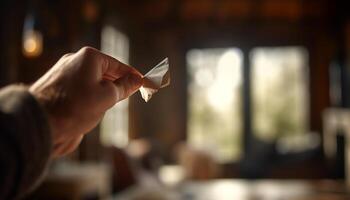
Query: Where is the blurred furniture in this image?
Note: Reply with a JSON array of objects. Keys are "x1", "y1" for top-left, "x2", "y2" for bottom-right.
[
  {"x1": 109, "y1": 147, "x2": 137, "y2": 193},
  {"x1": 175, "y1": 143, "x2": 222, "y2": 180},
  {"x1": 178, "y1": 179, "x2": 349, "y2": 200},
  {"x1": 113, "y1": 177, "x2": 349, "y2": 200},
  {"x1": 323, "y1": 108, "x2": 350, "y2": 185},
  {"x1": 26, "y1": 162, "x2": 111, "y2": 200}
]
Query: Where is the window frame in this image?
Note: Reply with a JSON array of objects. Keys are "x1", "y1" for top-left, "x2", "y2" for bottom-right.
[{"x1": 182, "y1": 25, "x2": 317, "y2": 164}]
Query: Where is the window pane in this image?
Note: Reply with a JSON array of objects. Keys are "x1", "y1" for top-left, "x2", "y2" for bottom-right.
[
  {"x1": 251, "y1": 47, "x2": 309, "y2": 142},
  {"x1": 187, "y1": 48, "x2": 243, "y2": 162},
  {"x1": 100, "y1": 25, "x2": 129, "y2": 148}
]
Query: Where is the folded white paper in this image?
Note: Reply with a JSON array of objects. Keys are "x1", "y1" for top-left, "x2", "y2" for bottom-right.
[{"x1": 139, "y1": 58, "x2": 170, "y2": 102}]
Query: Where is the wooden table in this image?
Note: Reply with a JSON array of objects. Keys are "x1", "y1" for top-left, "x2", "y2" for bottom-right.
[
  {"x1": 176, "y1": 179, "x2": 349, "y2": 200},
  {"x1": 26, "y1": 162, "x2": 111, "y2": 200}
]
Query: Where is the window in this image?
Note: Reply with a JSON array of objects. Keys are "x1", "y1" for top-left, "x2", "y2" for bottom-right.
[
  {"x1": 187, "y1": 48, "x2": 243, "y2": 162},
  {"x1": 251, "y1": 47, "x2": 309, "y2": 146},
  {"x1": 100, "y1": 25, "x2": 130, "y2": 148}
]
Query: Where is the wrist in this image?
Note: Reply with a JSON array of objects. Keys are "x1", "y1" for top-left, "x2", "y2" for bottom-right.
[{"x1": 29, "y1": 85, "x2": 62, "y2": 146}]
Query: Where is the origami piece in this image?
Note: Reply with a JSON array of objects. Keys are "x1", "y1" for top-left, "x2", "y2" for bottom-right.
[{"x1": 139, "y1": 58, "x2": 170, "y2": 102}]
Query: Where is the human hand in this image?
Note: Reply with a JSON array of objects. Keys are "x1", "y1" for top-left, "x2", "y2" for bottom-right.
[{"x1": 29, "y1": 47, "x2": 142, "y2": 157}]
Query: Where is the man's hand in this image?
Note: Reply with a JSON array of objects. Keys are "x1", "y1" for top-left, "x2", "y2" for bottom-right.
[{"x1": 29, "y1": 47, "x2": 142, "y2": 157}]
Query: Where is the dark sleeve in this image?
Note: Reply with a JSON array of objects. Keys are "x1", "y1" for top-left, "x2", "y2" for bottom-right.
[{"x1": 0, "y1": 85, "x2": 52, "y2": 200}]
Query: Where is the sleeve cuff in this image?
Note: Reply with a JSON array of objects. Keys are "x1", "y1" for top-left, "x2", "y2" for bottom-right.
[{"x1": 0, "y1": 85, "x2": 52, "y2": 198}]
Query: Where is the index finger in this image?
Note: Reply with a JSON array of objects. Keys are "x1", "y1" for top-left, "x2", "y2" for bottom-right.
[{"x1": 101, "y1": 54, "x2": 142, "y2": 81}]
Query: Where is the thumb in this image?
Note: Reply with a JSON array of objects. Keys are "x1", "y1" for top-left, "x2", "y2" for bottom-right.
[{"x1": 114, "y1": 72, "x2": 143, "y2": 102}]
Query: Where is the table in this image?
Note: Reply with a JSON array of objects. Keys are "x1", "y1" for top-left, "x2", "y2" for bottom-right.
[
  {"x1": 177, "y1": 179, "x2": 349, "y2": 200},
  {"x1": 26, "y1": 162, "x2": 111, "y2": 200}
]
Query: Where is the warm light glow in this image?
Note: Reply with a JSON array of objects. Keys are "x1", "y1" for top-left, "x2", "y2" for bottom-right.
[
  {"x1": 24, "y1": 38, "x2": 37, "y2": 53},
  {"x1": 23, "y1": 30, "x2": 43, "y2": 57}
]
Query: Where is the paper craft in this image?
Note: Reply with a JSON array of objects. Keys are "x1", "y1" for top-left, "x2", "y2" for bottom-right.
[{"x1": 139, "y1": 58, "x2": 170, "y2": 102}]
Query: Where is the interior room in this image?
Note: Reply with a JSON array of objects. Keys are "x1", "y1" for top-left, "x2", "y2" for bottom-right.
[{"x1": 1, "y1": 0, "x2": 350, "y2": 199}]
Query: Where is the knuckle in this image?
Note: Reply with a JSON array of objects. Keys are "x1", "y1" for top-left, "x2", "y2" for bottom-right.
[
  {"x1": 80, "y1": 46, "x2": 98, "y2": 57},
  {"x1": 78, "y1": 47, "x2": 99, "y2": 66},
  {"x1": 62, "y1": 53, "x2": 73, "y2": 58}
]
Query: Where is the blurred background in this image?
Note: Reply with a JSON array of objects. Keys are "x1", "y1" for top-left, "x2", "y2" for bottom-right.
[{"x1": 1, "y1": 0, "x2": 350, "y2": 199}]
